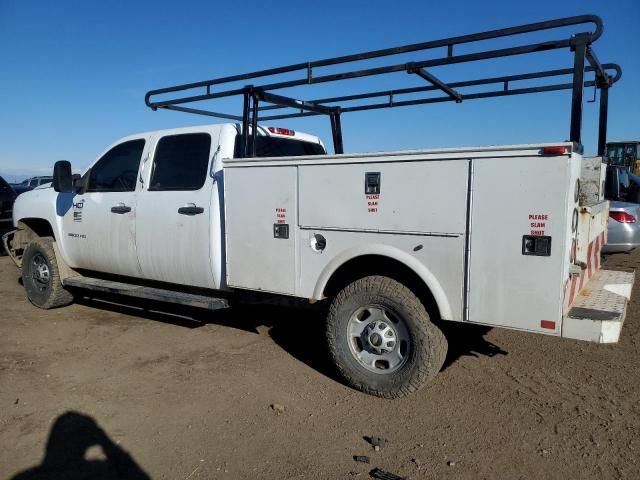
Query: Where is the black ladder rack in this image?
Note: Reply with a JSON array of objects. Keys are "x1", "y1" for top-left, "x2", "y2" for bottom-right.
[{"x1": 145, "y1": 14, "x2": 621, "y2": 157}]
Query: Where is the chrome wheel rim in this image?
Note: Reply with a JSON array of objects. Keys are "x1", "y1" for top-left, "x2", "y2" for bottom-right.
[
  {"x1": 347, "y1": 305, "x2": 410, "y2": 374},
  {"x1": 31, "y1": 253, "x2": 51, "y2": 292}
]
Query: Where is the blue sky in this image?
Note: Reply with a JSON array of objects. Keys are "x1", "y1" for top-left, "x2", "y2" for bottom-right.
[{"x1": 0, "y1": 0, "x2": 638, "y2": 180}]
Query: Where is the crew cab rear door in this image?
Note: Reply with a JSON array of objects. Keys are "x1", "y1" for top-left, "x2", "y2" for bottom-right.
[{"x1": 135, "y1": 131, "x2": 217, "y2": 288}]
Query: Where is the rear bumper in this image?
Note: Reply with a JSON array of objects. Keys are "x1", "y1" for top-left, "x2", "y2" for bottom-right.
[
  {"x1": 603, "y1": 221, "x2": 640, "y2": 253},
  {"x1": 602, "y1": 242, "x2": 639, "y2": 253},
  {"x1": 562, "y1": 269, "x2": 634, "y2": 343}
]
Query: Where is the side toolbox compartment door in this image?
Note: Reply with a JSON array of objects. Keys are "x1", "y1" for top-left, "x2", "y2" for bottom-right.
[
  {"x1": 224, "y1": 166, "x2": 297, "y2": 294},
  {"x1": 468, "y1": 156, "x2": 569, "y2": 333}
]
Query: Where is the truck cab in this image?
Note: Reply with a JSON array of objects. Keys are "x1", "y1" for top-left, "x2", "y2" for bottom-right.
[{"x1": 11, "y1": 124, "x2": 325, "y2": 288}]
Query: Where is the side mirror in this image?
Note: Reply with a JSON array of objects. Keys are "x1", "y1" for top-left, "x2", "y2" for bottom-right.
[{"x1": 53, "y1": 160, "x2": 73, "y2": 193}]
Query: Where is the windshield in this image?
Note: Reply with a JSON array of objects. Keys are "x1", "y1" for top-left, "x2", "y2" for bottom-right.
[
  {"x1": 234, "y1": 135, "x2": 325, "y2": 158},
  {"x1": 607, "y1": 143, "x2": 639, "y2": 168}
]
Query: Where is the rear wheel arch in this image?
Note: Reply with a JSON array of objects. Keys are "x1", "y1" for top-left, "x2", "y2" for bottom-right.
[{"x1": 318, "y1": 250, "x2": 452, "y2": 321}]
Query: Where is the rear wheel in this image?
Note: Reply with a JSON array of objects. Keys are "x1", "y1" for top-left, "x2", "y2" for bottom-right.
[
  {"x1": 326, "y1": 276, "x2": 447, "y2": 398},
  {"x1": 22, "y1": 237, "x2": 73, "y2": 309}
]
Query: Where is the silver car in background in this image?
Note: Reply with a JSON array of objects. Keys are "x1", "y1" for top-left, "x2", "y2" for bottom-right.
[{"x1": 603, "y1": 201, "x2": 640, "y2": 253}]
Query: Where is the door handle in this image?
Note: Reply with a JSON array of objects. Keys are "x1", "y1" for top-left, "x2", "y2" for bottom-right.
[
  {"x1": 178, "y1": 203, "x2": 204, "y2": 215},
  {"x1": 111, "y1": 203, "x2": 131, "y2": 214}
]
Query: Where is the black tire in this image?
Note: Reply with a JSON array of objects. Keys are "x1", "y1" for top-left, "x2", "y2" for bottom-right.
[
  {"x1": 326, "y1": 276, "x2": 447, "y2": 399},
  {"x1": 22, "y1": 237, "x2": 74, "y2": 309}
]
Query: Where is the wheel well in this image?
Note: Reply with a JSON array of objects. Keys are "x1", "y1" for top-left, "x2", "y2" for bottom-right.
[
  {"x1": 323, "y1": 255, "x2": 441, "y2": 320},
  {"x1": 18, "y1": 218, "x2": 55, "y2": 240},
  {"x1": 11, "y1": 218, "x2": 55, "y2": 255}
]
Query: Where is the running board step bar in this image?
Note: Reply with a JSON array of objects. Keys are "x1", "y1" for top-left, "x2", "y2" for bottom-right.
[{"x1": 62, "y1": 276, "x2": 229, "y2": 311}]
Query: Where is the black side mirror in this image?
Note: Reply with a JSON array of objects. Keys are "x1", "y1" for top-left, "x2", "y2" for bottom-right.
[{"x1": 53, "y1": 160, "x2": 73, "y2": 193}]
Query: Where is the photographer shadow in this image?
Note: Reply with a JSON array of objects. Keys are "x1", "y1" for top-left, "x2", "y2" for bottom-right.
[{"x1": 11, "y1": 411, "x2": 149, "y2": 480}]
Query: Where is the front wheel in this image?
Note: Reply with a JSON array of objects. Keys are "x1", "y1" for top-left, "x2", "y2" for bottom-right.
[
  {"x1": 326, "y1": 276, "x2": 447, "y2": 398},
  {"x1": 22, "y1": 237, "x2": 74, "y2": 309}
]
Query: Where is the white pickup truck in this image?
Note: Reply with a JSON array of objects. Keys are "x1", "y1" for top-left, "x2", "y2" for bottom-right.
[
  {"x1": 3, "y1": 124, "x2": 634, "y2": 397},
  {"x1": 2, "y1": 15, "x2": 633, "y2": 398}
]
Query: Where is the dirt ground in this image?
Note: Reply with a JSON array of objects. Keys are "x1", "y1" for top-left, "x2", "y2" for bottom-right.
[{"x1": 1, "y1": 251, "x2": 639, "y2": 480}]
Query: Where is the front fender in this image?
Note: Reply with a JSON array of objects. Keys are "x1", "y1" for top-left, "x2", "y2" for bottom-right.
[{"x1": 13, "y1": 188, "x2": 71, "y2": 261}]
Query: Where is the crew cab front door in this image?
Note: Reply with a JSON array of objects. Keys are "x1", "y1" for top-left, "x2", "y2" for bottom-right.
[
  {"x1": 135, "y1": 132, "x2": 216, "y2": 289},
  {"x1": 61, "y1": 138, "x2": 147, "y2": 277}
]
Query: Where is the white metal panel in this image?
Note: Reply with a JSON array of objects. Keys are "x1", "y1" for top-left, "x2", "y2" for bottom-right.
[
  {"x1": 61, "y1": 190, "x2": 142, "y2": 277},
  {"x1": 468, "y1": 156, "x2": 570, "y2": 333},
  {"x1": 297, "y1": 229, "x2": 465, "y2": 321},
  {"x1": 224, "y1": 142, "x2": 574, "y2": 167},
  {"x1": 298, "y1": 160, "x2": 468, "y2": 234},
  {"x1": 135, "y1": 128, "x2": 221, "y2": 289},
  {"x1": 56, "y1": 135, "x2": 150, "y2": 277},
  {"x1": 225, "y1": 166, "x2": 298, "y2": 294}
]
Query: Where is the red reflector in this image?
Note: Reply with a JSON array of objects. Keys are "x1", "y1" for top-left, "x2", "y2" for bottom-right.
[
  {"x1": 267, "y1": 127, "x2": 295, "y2": 136},
  {"x1": 541, "y1": 146, "x2": 567, "y2": 155},
  {"x1": 610, "y1": 211, "x2": 636, "y2": 223},
  {"x1": 541, "y1": 320, "x2": 556, "y2": 330}
]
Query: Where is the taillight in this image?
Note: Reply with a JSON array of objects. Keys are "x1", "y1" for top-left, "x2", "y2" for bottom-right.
[
  {"x1": 267, "y1": 127, "x2": 295, "y2": 136},
  {"x1": 541, "y1": 146, "x2": 568, "y2": 155},
  {"x1": 609, "y1": 211, "x2": 636, "y2": 223}
]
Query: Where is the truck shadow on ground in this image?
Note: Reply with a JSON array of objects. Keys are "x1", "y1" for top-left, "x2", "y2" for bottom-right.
[
  {"x1": 74, "y1": 293, "x2": 508, "y2": 381},
  {"x1": 437, "y1": 322, "x2": 508, "y2": 370},
  {"x1": 10, "y1": 411, "x2": 150, "y2": 480}
]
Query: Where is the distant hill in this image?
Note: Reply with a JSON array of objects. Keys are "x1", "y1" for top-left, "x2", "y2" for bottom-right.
[
  {"x1": 0, "y1": 167, "x2": 83, "y2": 184},
  {"x1": 0, "y1": 167, "x2": 53, "y2": 183}
]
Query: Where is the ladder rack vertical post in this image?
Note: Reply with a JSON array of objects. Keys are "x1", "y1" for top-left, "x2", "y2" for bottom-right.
[
  {"x1": 241, "y1": 89, "x2": 251, "y2": 158},
  {"x1": 569, "y1": 37, "x2": 587, "y2": 146},
  {"x1": 597, "y1": 85, "x2": 609, "y2": 157},
  {"x1": 251, "y1": 95, "x2": 259, "y2": 157},
  {"x1": 330, "y1": 110, "x2": 344, "y2": 155}
]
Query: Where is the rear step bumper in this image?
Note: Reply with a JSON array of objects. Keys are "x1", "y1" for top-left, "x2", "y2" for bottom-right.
[
  {"x1": 563, "y1": 269, "x2": 635, "y2": 343},
  {"x1": 63, "y1": 276, "x2": 229, "y2": 311}
]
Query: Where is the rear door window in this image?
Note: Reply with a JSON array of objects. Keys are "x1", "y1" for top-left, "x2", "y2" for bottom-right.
[
  {"x1": 234, "y1": 136, "x2": 325, "y2": 158},
  {"x1": 149, "y1": 133, "x2": 212, "y2": 191}
]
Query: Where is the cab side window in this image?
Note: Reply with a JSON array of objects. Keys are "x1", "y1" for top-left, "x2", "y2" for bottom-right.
[
  {"x1": 149, "y1": 133, "x2": 211, "y2": 191},
  {"x1": 87, "y1": 139, "x2": 146, "y2": 192}
]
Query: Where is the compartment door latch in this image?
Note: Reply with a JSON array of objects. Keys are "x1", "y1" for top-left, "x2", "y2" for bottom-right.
[
  {"x1": 274, "y1": 224, "x2": 290, "y2": 239},
  {"x1": 522, "y1": 235, "x2": 552, "y2": 256},
  {"x1": 365, "y1": 172, "x2": 381, "y2": 194}
]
